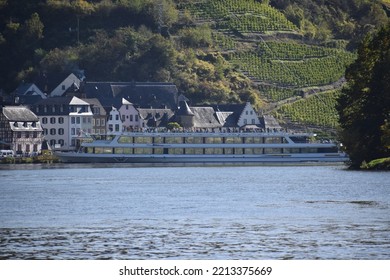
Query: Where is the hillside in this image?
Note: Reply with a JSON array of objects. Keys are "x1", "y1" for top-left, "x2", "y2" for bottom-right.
[{"x1": 0, "y1": 0, "x2": 388, "y2": 134}]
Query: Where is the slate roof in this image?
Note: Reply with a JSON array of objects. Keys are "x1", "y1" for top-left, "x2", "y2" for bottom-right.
[
  {"x1": 138, "y1": 108, "x2": 175, "y2": 127},
  {"x1": 83, "y1": 82, "x2": 178, "y2": 109},
  {"x1": 191, "y1": 107, "x2": 221, "y2": 128},
  {"x1": 215, "y1": 111, "x2": 236, "y2": 127},
  {"x1": 83, "y1": 98, "x2": 107, "y2": 115},
  {"x1": 262, "y1": 115, "x2": 282, "y2": 130},
  {"x1": 210, "y1": 104, "x2": 246, "y2": 126},
  {"x1": 2, "y1": 106, "x2": 39, "y2": 122},
  {"x1": 32, "y1": 97, "x2": 73, "y2": 116}
]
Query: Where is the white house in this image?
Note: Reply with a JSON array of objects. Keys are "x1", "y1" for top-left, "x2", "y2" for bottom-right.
[
  {"x1": 237, "y1": 102, "x2": 261, "y2": 127},
  {"x1": 119, "y1": 98, "x2": 140, "y2": 131},
  {"x1": 107, "y1": 107, "x2": 123, "y2": 134},
  {"x1": 68, "y1": 96, "x2": 93, "y2": 148},
  {"x1": 31, "y1": 97, "x2": 71, "y2": 151},
  {"x1": 0, "y1": 106, "x2": 44, "y2": 155},
  {"x1": 50, "y1": 73, "x2": 82, "y2": 97}
]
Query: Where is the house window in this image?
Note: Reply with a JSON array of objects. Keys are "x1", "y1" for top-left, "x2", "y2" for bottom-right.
[
  {"x1": 42, "y1": 117, "x2": 47, "y2": 124},
  {"x1": 115, "y1": 124, "x2": 120, "y2": 131},
  {"x1": 244, "y1": 119, "x2": 247, "y2": 124},
  {"x1": 101, "y1": 119, "x2": 105, "y2": 126},
  {"x1": 52, "y1": 106, "x2": 56, "y2": 113},
  {"x1": 250, "y1": 111, "x2": 253, "y2": 115},
  {"x1": 83, "y1": 117, "x2": 86, "y2": 124},
  {"x1": 59, "y1": 128, "x2": 64, "y2": 135},
  {"x1": 130, "y1": 115, "x2": 133, "y2": 121},
  {"x1": 96, "y1": 119, "x2": 100, "y2": 126},
  {"x1": 26, "y1": 144, "x2": 30, "y2": 153},
  {"x1": 25, "y1": 132, "x2": 30, "y2": 138},
  {"x1": 59, "y1": 139, "x2": 64, "y2": 146},
  {"x1": 71, "y1": 128, "x2": 75, "y2": 135},
  {"x1": 76, "y1": 117, "x2": 80, "y2": 124},
  {"x1": 50, "y1": 117, "x2": 56, "y2": 124},
  {"x1": 17, "y1": 144, "x2": 22, "y2": 152},
  {"x1": 76, "y1": 128, "x2": 80, "y2": 135},
  {"x1": 115, "y1": 115, "x2": 119, "y2": 121},
  {"x1": 71, "y1": 139, "x2": 75, "y2": 146},
  {"x1": 88, "y1": 117, "x2": 91, "y2": 123},
  {"x1": 17, "y1": 132, "x2": 22, "y2": 138},
  {"x1": 44, "y1": 106, "x2": 47, "y2": 113},
  {"x1": 50, "y1": 139, "x2": 56, "y2": 147},
  {"x1": 50, "y1": 128, "x2": 56, "y2": 135},
  {"x1": 71, "y1": 117, "x2": 75, "y2": 124},
  {"x1": 252, "y1": 119, "x2": 255, "y2": 124},
  {"x1": 33, "y1": 132, "x2": 38, "y2": 138},
  {"x1": 59, "y1": 117, "x2": 64, "y2": 124},
  {"x1": 135, "y1": 115, "x2": 138, "y2": 122},
  {"x1": 60, "y1": 105, "x2": 64, "y2": 113},
  {"x1": 122, "y1": 115, "x2": 125, "y2": 121},
  {"x1": 43, "y1": 128, "x2": 48, "y2": 135},
  {"x1": 33, "y1": 144, "x2": 38, "y2": 152},
  {"x1": 246, "y1": 111, "x2": 248, "y2": 115}
]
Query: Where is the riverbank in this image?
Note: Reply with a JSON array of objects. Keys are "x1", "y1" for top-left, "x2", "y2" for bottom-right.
[
  {"x1": 0, "y1": 154, "x2": 59, "y2": 164},
  {"x1": 361, "y1": 157, "x2": 390, "y2": 170}
]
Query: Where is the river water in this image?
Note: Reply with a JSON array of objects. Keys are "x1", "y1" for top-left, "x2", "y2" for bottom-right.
[{"x1": 0, "y1": 164, "x2": 389, "y2": 259}]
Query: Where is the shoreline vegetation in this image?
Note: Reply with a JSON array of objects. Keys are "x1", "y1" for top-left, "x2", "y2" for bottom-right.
[{"x1": 360, "y1": 158, "x2": 390, "y2": 171}]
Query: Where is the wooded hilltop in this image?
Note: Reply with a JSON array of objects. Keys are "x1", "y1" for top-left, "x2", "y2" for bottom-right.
[{"x1": 0, "y1": 1, "x2": 389, "y2": 168}]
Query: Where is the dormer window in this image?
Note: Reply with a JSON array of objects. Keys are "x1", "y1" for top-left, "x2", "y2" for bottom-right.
[{"x1": 14, "y1": 122, "x2": 18, "y2": 127}]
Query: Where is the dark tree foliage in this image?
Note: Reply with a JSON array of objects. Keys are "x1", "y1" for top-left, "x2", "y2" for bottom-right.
[{"x1": 337, "y1": 23, "x2": 390, "y2": 168}]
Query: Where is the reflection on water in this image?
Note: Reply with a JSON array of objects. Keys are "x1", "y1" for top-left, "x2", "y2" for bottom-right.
[
  {"x1": 2, "y1": 219, "x2": 390, "y2": 260},
  {"x1": 0, "y1": 165, "x2": 389, "y2": 259}
]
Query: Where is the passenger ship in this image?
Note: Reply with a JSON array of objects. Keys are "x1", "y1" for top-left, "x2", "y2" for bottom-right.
[{"x1": 55, "y1": 130, "x2": 348, "y2": 164}]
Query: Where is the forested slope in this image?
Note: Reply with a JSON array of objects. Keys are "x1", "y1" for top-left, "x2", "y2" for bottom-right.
[{"x1": 0, "y1": 0, "x2": 388, "y2": 131}]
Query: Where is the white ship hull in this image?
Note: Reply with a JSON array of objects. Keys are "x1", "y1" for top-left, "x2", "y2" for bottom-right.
[{"x1": 55, "y1": 132, "x2": 348, "y2": 164}]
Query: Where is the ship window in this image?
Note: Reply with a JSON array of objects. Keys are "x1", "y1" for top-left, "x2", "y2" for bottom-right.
[
  {"x1": 118, "y1": 136, "x2": 133, "y2": 143},
  {"x1": 153, "y1": 137, "x2": 163, "y2": 144},
  {"x1": 134, "y1": 136, "x2": 152, "y2": 144}
]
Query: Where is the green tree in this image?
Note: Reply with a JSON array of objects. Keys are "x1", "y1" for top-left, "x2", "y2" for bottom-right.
[{"x1": 337, "y1": 23, "x2": 390, "y2": 168}]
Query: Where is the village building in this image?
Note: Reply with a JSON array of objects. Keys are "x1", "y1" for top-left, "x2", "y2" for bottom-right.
[
  {"x1": 82, "y1": 81, "x2": 178, "y2": 110},
  {"x1": 107, "y1": 107, "x2": 123, "y2": 135},
  {"x1": 31, "y1": 96, "x2": 93, "y2": 151},
  {"x1": 0, "y1": 105, "x2": 43, "y2": 155},
  {"x1": 83, "y1": 98, "x2": 107, "y2": 136},
  {"x1": 69, "y1": 96, "x2": 93, "y2": 147},
  {"x1": 138, "y1": 108, "x2": 174, "y2": 129},
  {"x1": 119, "y1": 98, "x2": 141, "y2": 131},
  {"x1": 50, "y1": 73, "x2": 83, "y2": 97},
  {"x1": 32, "y1": 97, "x2": 72, "y2": 150}
]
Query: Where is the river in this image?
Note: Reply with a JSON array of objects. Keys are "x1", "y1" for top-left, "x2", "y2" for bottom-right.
[{"x1": 0, "y1": 164, "x2": 389, "y2": 259}]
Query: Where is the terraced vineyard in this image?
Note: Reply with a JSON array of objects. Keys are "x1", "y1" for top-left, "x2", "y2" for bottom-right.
[
  {"x1": 277, "y1": 90, "x2": 340, "y2": 128},
  {"x1": 180, "y1": 0, "x2": 357, "y2": 130},
  {"x1": 180, "y1": 0, "x2": 297, "y2": 33}
]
